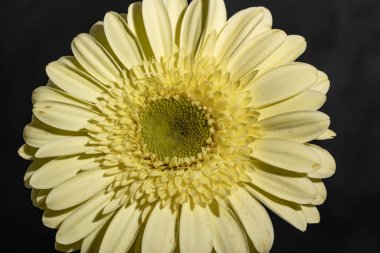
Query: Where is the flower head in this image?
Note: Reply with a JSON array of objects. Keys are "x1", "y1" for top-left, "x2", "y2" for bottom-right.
[{"x1": 19, "y1": 0, "x2": 336, "y2": 252}]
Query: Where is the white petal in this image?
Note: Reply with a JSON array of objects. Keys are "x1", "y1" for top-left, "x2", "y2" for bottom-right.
[
  {"x1": 307, "y1": 144, "x2": 336, "y2": 178},
  {"x1": 164, "y1": 0, "x2": 188, "y2": 43},
  {"x1": 104, "y1": 12, "x2": 143, "y2": 68},
  {"x1": 256, "y1": 35, "x2": 307, "y2": 73},
  {"x1": 30, "y1": 155, "x2": 97, "y2": 189},
  {"x1": 42, "y1": 208, "x2": 76, "y2": 229},
  {"x1": 229, "y1": 187, "x2": 273, "y2": 253},
  {"x1": 310, "y1": 71, "x2": 330, "y2": 94},
  {"x1": 246, "y1": 186, "x2": 307, "y2": 231},
  {"x1": 33, "y1": 101, "x2": 98, "y2": 131},
  {"x1": 247, "y1": 161, "x2": 317, "y2": 204},
  {"x1": 253, "y1": 111, "x2": 330, "y2": 143},
  {"x1": 100, "y1": 203, "x2": 142, "y2": 253},
  {"x1": 180, "y1": 0, "x2": 203, "y2": 54},
  {"x1": 32, "y1": 86, "x2": 91, "y2": 108},
  {"x1": 228, "y1": 30, "x2": 287, "y2": 81},
  {"x1": 46, "y1": 169, "x2": 114, "y2": 210},
  {"x1": 46, "y1": 60, "x2": 105, "y2": 103},
  {"x1": 142, "y1": 203, "x2": 177, "y2": 253},
  {"x1": 250, "y1": 63, "x2": 319, "y2": 108},
  {"x1": 214, "y1": 7, "x2": 267, "y2": 62},
  {"x1": 142, "y1": 0, "x2": 173, "y2": 58},
  {"x1": 208, "y1": 202, "x2": 249, "y2": 253},
  {"x1": 257, "y1": 90, "x2": 326, "y2": 120},
  {"x1": 128, "y1": 2, "x2": 154, "y2": 59},
  {"x1": 72, "y1": 33, "x2": 121, "y2": 84},
  {"x1": 301, "y1": 205, "x2": 320, "y2": 224},
  {"x1": 35, "y1": 136, "x2": 90, "y2": 158},
  {"x1": 56, "y1": 191, "x2": 114, "y2": 245},
  {"x1": 311, "y1": 179, "x2": 327, "y2": 205},
  {"x1": 250, "y1": 138, "x2": 322, "y2": 173},
  {"x1": 179, "y1": 202, "x2": 213, "y2": 253}
]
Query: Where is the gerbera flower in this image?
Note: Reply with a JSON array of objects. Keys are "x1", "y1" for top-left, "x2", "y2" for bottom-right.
[{"x1": 19, "y1": 0, "x2": 336, "y2": 252}]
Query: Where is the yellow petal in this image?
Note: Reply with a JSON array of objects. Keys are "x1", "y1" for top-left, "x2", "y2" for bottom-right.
[
  {"x1": 245, "y1": 7, "x2": 272, "y2": 40},
  {"x1": 163, "y1": 0, "x2": 188, "y2": 43},
  {"x1": 18, "y1": 144, "x2": 37, "y2": 160},
  {"x1": 250, "y1": 63, "x2": 318, "y2": 108},
  {"x1": 228, "y1": 30, "x2": 286, "y2": 81},
  {"x1": 100, "y1": 203, "x2": 142, "y2": 253},
  {"x1": 208, "y1": 202, "x2": 249, "y2": 253},
  {"x1": 315, "y1": 129, "x2": 336, "y2": 140},
  {"x1": 247, "y1": 161, "x2": 317, "y2": 204},
  {"x1": 214, "y1": 7, "x2": 266, "y2": 62},
  {"x1": 311, "y1": 179, "x2": 327, "y2": 205},
  {"x1": 46, "y1": 60, "x2": 105, "y2": 103},
  {"x1": 142, "y1": 0, "x2": 173, "y2": 58},
  {"x1": 30, "y1": 155, "x2": 97, "y2": 189},
  {"x1": 25, "y1": 159, "x2": 49, "y2": 188},
  {"x1": 202, "y1": 0, "x2": 227, "y2": 36},
  {"x1": 310, "y1": 71, "x2": 330, "y2": 94},
  {"x1": 180, "y1": 0, "x2": 203, "y2": 54},
  {"x1": 56, "y1": 191, "x2": 113, "y2": 245},
  {"x1": 32, "y1": 86, "x2": 91, "y2": 108},
  {"x1": 72, "y1": 33, "x2": 121, "y2": 84},
  {"x1": 128, "y1": 2, "x2": 154, "y2": 59},
  {"x1": 142, "y1": 203, "x2": 177, "y2": 253},
  {"x1": 46, "y1": 169, "x2": 114, "y2": 210},
  {"x1": 33, "y1": 101, "x2": 98, "y2": 131},
  {"x1": 250, "y1": 138, "x2": 322, "y2": 173},
  {"x1": 179, "y1": 202, "x2": 213, "y2": 253},
  {"x1": 247, "y1": 186, "x2": 307, "y2": 231},
  {"x1": 104, "y1": 12, "x2": 143, "y2": 68},
  {"x1": 31, "y1": 189, "x2": 49, "y2": 210},
  {"x1": 301, "y1": 205, "x2": 320, "y2": 224},
  {"x1": 42, "y1": 208, "x2": 76, "y2": 229},
  {"x1": 89, "y1": 21, "x2": 111, "y2": 51},
  {"x1": 256, "y1": 35, "x2": 307, "y2": 73},
  {"x1": 55, "y1": 241, "x2": 82, "y2": 253},
  {"x1": 257, "y1": 90, "x2": 326, "y2": 120},
  {"x1": 229, "y1": 187, "x2": 273, "y2": 253},
  {"x1": 307, "y1": 144, "x2": 336, "y2": 178},
  {"x1": 253, "y1": 111, "x2": 330, "y2": 143},
  {"x1": 35, "y1": 136, "x2": 90, "y2": 158}
]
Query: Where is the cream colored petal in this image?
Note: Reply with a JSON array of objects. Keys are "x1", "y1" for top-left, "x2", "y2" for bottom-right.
[
  {"x1": 18, "y1": 144, "x2": 37, "y2": 160},
  {"x1": 30, "y1": 155, "x2": 97, "y2": 189},
  {"x1": 31, "y1": 189, "x2": 49, "y2": 210},
  {"x1": 104, "y1": 12, "x2": 143, "y2": 68},
  {"x1": 55, "y1": 241, "x2": 82, "y2": 253},
  {"x1": 164, "y1": 0, "x2": 187, "y2": 43},
  {"x1": 32, "y1": 86, "x2": 91, "y2": 108},
  {"x1": 307, "y1": 144, "x2": 336, "y2": 179},
  {"x1": 142, "y1": 203, "x2": 177, "y2": 253},
  {"x1": 100, "y1": 203, "x2": 142, "y2": 253},
  {"x1": 257, "y1": 90, "x2": 326, "y2": 120},
  {"x1": 253, "y1": 111, "x2": 330, "y2": 143},
  {"x1": 81, "y1": 217, "x2": 113, "y2": 253},
  {"x1": 202, "y1": 0, "x2": 227, "y2": 36},
  {"x1": 42, "y1": 207, "x2": 76, "y2": 229},
  {"x1": 229, "y1": 187, "x2": 273, "y2": 253},
  {"x1": 128, "y1": 2, "x2": 154, "y2": 59},
  {"x1": 310, "y1": 71, "x2": 330, "y2": 94},
  {"x1": 250, "y1": 138, "x2": 322, "y2": 173},
  {"x1": 250, "y1": 63, "x2": 319, "y2": 108},
  {"x1": 246, "y1": 186, "x2": 307, "y2": 231},
  {"x1": 180, "y1": 0, "x2": 203, "y2": 54},
  {"x1": 33, "y1": 101, "x2": 98, "y2": 131},
  {"x1": 34, "y1": 136, "x2": 90, "y2": 158},
  {"x1": 208, "y1": 202, "x2": 249, "y2": 253},
  {"x1": 311, "y1": 179, "x2": 327, "y2": 205},
  {"x1": 256, "y1": 35, "x2": 307, "y2": 73},
  {"x1": 56, "y1": 191, "x2": 114, "y2": 245},
  {"x1": 315, "y1": 129, "x2": 336, "y2": 140},
  {"x1": 245, "y1": 8, "x2": 272, "y2": 40},
  {"x1": 142, "y1": 0, "x2": 173, "y2": 58},
  {"x1": 46, "y1": 60, "x2": 105, "y2": 103},
  {"x1": 24, "y1": 158, "x2": 50, "y2": 188},
  {"x1": 247, "y1": 161, "x2": 317, "y2": 204},
  {"x1": 89, "y1": 21, "x2": 111, "y2": 49},
  {"x1": 214, "y1": 7, "x2": 266, "y2": 62},
  {"x1": 180, "y1": 202, "x2": 213, "y2": 253},
  {"x1": 24, "y1": 118, "x2": 81, "y2": 148},
  {"x1": 301, "y1": 205, "x2": 320, "y2": 224},
  {"x1": 228, "y1": 30, "x2": 286, "y2": 81},
  {"x1": 46, "y1": 169, "x2": 114, "y2": 210},
  {"x1": 72, "y1": 33, "x2": 121, "y2": 84}
]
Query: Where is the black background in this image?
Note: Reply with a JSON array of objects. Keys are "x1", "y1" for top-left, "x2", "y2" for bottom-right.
[{"x1": 1, "y1": 0, "x2": 380, "y2": 252}]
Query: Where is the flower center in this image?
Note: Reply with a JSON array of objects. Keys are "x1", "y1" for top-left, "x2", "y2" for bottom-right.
[{"x1": 140, "y1": 96, "x2": 212, "y2": 162}]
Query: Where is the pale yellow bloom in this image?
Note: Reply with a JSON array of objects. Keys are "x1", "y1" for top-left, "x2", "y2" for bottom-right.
[{"x1": 19, "y1": 0, "x2": 336, "y2": 252}]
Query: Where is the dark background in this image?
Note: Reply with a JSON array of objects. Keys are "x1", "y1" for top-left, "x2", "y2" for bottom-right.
[{"x1": 1, "y1": 0, "x2": 380, "y2": 252}]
